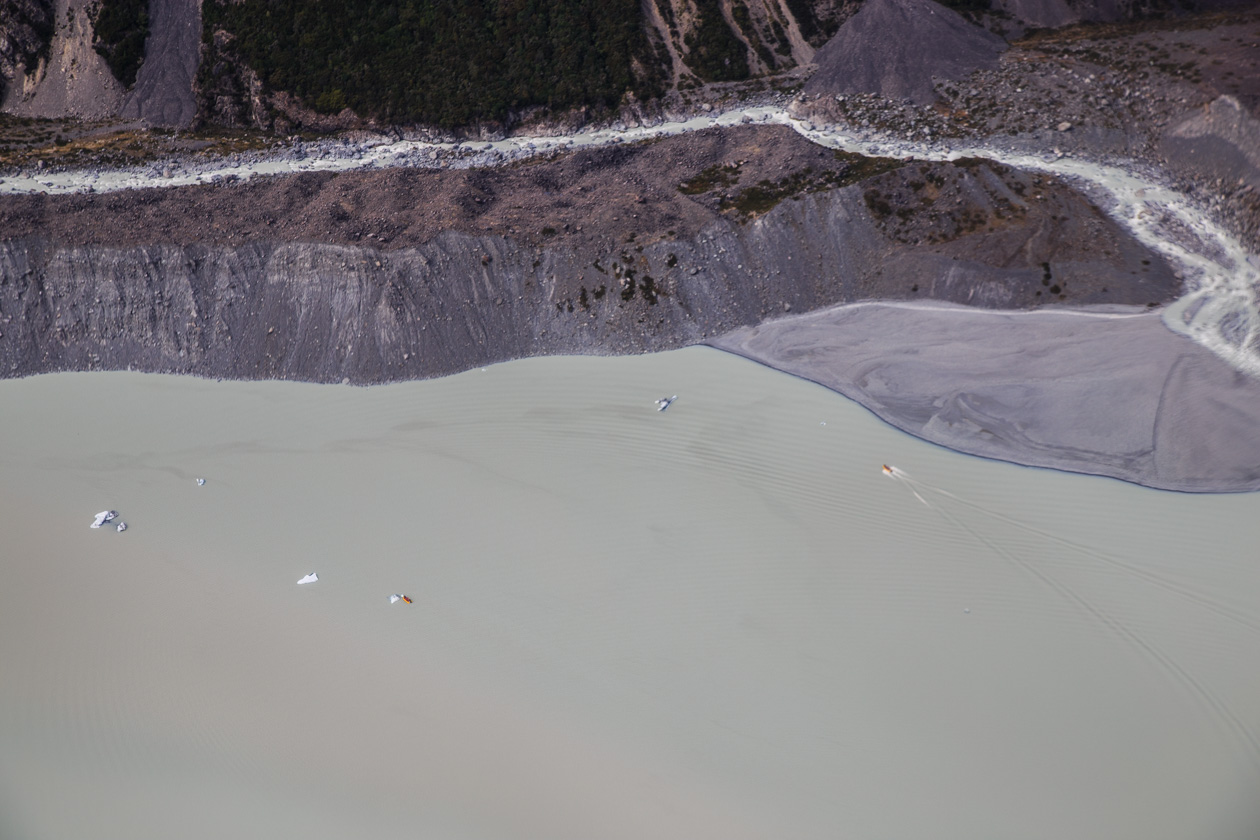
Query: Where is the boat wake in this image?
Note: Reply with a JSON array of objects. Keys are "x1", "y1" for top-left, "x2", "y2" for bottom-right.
[{"x1": 882, "y1": 462, "x2": 1260, "y2": 773}]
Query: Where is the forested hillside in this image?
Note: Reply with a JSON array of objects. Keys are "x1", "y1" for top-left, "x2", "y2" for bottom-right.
[
  {"x1": 198, "y1": 0, "x2": 850, "y2": 130},
  {"x1": 201, "y1": 0, "x2": 662, "y2": 127},
  {"x1": 91, "y1": 0, "x2": 150, "y2": 88}
]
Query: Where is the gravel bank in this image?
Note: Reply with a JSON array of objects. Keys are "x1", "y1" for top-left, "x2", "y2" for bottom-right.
[{"x1": 711, "y1": 301, "x2": 1260, "y2": 492}]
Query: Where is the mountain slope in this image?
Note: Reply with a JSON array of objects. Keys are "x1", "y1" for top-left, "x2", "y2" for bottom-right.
[
  {"x1": 805, "y1": 0, "x2": 1007, "y2": 104},
  {"x1": 0, "y1": 0, "x2": 124, "y2": 119},
  {"x1": 195, "y1": 0, "x2": 850, "y2": 131}
]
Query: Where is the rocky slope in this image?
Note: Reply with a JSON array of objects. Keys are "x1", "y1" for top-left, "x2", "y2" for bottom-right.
[
  {"x1": 795, "y1": 7, "x2": 1260, "y2": 250},
  {"x1": 0, "y1": 0, "x2": 54, "y2": 100},
  {"x1": 804, "y1": 0, "x2": 1007, "y2": 104},
  {"x1": 118, "y1": 0, "x2": 200, "y2": 127},
  {"x1": 2, "y1": 0, "x2": 1243, "y2": 132},
  {"x1": 643, "y1": 0, "x2": 849, "y2": 82},
  {"x1": 0, "y1": 0, "x2": 125, "y2": 119},
  {"x1": 0, "y1": 125, "x2": 1177, "y2": 382}
]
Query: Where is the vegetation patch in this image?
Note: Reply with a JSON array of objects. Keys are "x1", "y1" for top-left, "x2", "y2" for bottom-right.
[
  {"x1": 861, "y1": 161, "x2": 1039, "y2": 245},
  {"x1": 863, "y1": 188, "x2": 893, "y2": 219},
  {"x1": 92, "y1": 0, "x2": 151, "y2": 88},
  {"x1": 683, "y1": 0, "x2": 750, "y2": 82},
  {"x1": 722, "y1": 152, "x2": 905, "y2": 220},
  {"x1": 782, "y1": 0, "x2": 818, "y2": 44},
  {"x1": 0, "y1": 119, "x2": 275, "y2": 171},
  {"x1": 0, "y1": 0, "x2": 54, "y2": 100},
  {"x1": 730, "y1": 0, "x2": 777, "y2": 70},
  {"x1": 201, "y1": 0, "x2": 661, "y2": 128},
  {"x1": 678, "y1": 162, "x2": 742, "y2": 195}
]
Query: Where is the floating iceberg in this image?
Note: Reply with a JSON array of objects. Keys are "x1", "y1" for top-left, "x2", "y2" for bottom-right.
[
  {"x1": 90, "y1": 510, "x2": 117, "y2": 528},
  {"x1": 297, "y1": 573, "x2": 319, "y2": 585}
]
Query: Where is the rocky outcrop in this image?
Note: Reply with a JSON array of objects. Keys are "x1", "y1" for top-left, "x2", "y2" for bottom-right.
[
  {"x1": 1, "y1": 0, "x2": 124, "y2": 119},
  {"x1": 194, "y1": 25, "x2": 273, "y2": 131},
  {"x1": 1163, "y1": 96, "x2": 1260, "y2": 191},
  {"x1": 804, "y1": 0, "x2": 1007, "y2": 105},
  {"x1": 0, "y1": 0, "x2": 54, "y2": 100}
]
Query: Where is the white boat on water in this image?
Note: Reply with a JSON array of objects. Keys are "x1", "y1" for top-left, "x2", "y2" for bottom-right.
[
  {"x1": 656, "y1": 395, "x2": 677, "y2": 412},
  {"x1": 90, "y1": 510, "x2": 117, "y2": 528}
]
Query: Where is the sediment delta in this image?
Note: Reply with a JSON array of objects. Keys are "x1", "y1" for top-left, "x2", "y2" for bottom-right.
[{"x1": 713, "y1": 302, "x2": 1260, "y2": 493}]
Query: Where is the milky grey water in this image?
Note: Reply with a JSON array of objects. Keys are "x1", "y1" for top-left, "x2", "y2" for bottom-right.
[{"x1": 2, "y1": 348, "x2": 1259, "y2": 840}]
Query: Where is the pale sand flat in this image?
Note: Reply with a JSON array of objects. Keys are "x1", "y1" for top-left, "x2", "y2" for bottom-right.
[{"x1": 710, "y1": 302, "x2": 1260, "y2": 492}]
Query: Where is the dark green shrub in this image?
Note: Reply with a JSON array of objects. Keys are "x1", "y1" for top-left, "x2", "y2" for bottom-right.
[
  {"x1": 682, "y1": 0, "x2": 749, "y2": 82},
  {"x1": 92, "y1": 0, "x2": 150, "y2": 88}
]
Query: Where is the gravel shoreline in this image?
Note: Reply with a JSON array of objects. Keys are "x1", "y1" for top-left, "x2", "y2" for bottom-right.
[{"x1": 711, "y1": 301, "x2": 1260, "y2": 493}]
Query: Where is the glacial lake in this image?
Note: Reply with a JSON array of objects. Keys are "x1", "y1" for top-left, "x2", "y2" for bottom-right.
[{"x1": 1, "y1": 348, "x2": 1258, "y2": 840}]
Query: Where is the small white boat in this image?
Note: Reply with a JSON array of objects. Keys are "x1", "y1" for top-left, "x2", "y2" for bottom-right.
[
  {"x1": 297, "y1": 573, "x2": 319, "y2": 585},
  {"x1": 90, "y1": 510, "x2": 117, "y2": 529},
  {"x1": 116, "y1": 521, "x2": 127, "y2": 533},
  {"x1": 389, "y1": 594, "x2": 401, "y2": 604},
  {"x1": 656, "y1": 395, "x2": 677, "y2": 412},
  {"x1": 196, "y1": 478, "x2": 206, "y2": 486}
]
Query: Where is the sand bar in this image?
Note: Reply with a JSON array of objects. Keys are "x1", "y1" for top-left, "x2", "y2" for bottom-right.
[{"x1": 711, "y1": 302, "x2": 1260, "y2": 493}]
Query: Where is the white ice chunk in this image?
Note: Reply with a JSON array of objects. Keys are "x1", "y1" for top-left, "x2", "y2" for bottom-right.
[{"x1": 297, "y1": 573, "x2": 319, "y2": 585}]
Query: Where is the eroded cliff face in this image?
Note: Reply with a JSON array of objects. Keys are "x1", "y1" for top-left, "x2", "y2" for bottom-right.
[
  {"x1": 0, "y1": 126, "x2": 1179, "y2": 384},
  {"x1": 0, "y1": 193, "x2": 885, "y2": 383},
  {"x1": 0, "y1": 165, "x2": 1177, "y2": 384}
]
